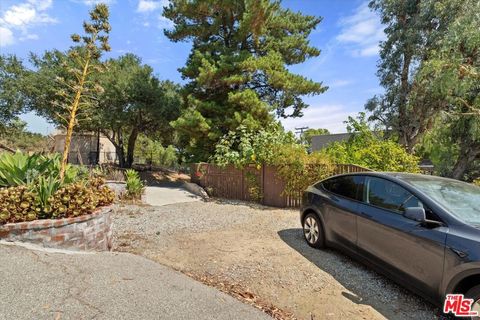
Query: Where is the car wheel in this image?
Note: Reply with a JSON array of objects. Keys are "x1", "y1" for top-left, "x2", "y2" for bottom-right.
[
  {"x1": 302, "y1": 212, "x2": 325, "y2": 249},
  {"x1": 465, "y1": 285, "x2": 480, "y2": 320}
]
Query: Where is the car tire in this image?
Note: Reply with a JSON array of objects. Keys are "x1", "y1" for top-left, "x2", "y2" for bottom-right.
[
  {"x1": 465, "y1": 285, "x2": 480, "y2": 320},
  {"x1": 302, "y1": 212, "x2": 325, "y2": 249}
]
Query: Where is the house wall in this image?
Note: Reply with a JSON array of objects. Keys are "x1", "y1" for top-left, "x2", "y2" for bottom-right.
[{"x1": 53, "y1": 132, "x2": 117, "y2": 165}]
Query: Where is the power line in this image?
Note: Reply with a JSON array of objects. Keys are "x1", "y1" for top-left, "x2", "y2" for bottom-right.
[{"x1": 294, "y1": 126, "x2": 309, "y2": 136}]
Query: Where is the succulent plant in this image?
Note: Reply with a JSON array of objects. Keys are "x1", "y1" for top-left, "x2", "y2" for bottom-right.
[{"x1": 0, "y1": 177, "x2": 115, "y2": 224}]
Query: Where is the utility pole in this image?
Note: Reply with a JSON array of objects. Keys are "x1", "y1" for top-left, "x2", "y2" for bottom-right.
[{"x1": 295, "y1": 126, "x2": 309, "y2": 136}]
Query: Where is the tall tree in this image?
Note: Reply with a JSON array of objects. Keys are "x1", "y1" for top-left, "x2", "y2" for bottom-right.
[
  {"x1": 417, "y1": 0, "x2": 480, "y2": 179},
  {"x1": 57, "y1": 4, "x2": 111, "y2": 179},
  {"x1": 93, "y1": 54, "x2": 181, "y2": 168},
  {"x1": 0, "y1": 55, "x2": 28, "y2": 152},
  {"x1": 163, "y1": 0, "x2": 327, "y2": 161},
  {"x1": 365, "y1": 0, "x2": 462, "y2": 152}
]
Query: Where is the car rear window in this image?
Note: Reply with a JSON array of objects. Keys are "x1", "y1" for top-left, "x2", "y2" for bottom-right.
[{"x1": 321, "y1": 176, "x2": 363, "y2": 201}]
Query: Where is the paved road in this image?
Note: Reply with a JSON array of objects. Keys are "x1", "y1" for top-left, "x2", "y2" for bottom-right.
[
  {"x1": 143, "y1": 183, "x2": 201, "y2": 206},
  {"x1": 0, "y1": 243, "x2": 270, "y2": 320}
]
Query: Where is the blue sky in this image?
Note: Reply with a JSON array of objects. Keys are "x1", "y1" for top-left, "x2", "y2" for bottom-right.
[{"x1": 0, "y1": 0, "x2": 385, "y2": 135}]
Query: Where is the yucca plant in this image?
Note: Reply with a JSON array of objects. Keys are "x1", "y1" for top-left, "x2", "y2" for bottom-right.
[{"x1": 125, "y1": 169, "x2": 144, "y2": 199}]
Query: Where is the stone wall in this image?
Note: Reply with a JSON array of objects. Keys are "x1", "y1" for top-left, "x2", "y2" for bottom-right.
[{"x1": 0, "y1": 206, "x2": 113, "y2": 251}]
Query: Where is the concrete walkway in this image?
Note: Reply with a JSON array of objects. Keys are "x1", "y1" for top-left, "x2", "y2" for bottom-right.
[
  {"x1": 143, "y1": 182, "x2": 201, "y2": 206},
  {"x1": 0, "y1": 244, "x2": 270, "y2": 320}
]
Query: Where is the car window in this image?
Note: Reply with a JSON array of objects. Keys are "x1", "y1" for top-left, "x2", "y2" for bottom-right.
[
  {"x1": 321, "y1": 176, "x2": 363, "y2": 201},
  {"x1": 365, "y1": 177, "x2": 422, "y2": 213}
]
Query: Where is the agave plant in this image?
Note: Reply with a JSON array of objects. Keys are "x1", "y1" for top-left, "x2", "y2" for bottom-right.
[
  {"x1": 0, "y1": 152, "x2": 53, "y2": 187},
  {"x1": 31, "y1": 176, "x2": 61, "y2": 210},
  {"x1": 125, "y1": 169, "x2": 144, "y2": 199}
]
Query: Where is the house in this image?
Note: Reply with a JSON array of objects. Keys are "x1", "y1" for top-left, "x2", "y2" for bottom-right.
[
  {"x1": 52, "y1": 130, "x2": 117, "y2": 165},
  {"x1": 311, "y1": 133, "x2": 352, "y2": 151}
]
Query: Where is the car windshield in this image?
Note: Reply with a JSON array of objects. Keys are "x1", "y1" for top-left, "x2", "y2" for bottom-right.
[{"x1": 404, "y1": 176, "x2": 480, "y2": 225}]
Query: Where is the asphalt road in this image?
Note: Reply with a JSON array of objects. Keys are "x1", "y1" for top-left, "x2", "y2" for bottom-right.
[{"x1": 0, "y1": 243, "x2": 270, "y2": 320}]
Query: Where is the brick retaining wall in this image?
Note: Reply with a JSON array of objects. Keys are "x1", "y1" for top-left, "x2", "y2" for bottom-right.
[{"x1": 0, "y1": 206, "x2": 113, "y2": 251}]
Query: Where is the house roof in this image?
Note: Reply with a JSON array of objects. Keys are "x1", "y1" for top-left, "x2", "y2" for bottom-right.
[{"x1": 311, "y1": 133, "x2": 352, "y2": 151}]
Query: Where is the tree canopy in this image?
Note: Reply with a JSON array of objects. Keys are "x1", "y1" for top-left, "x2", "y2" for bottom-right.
[
  {"x1": 92, "y1": 54, "x2": 181, "y2": 167},
  {"x1": 164, "y1": 0, "x2": 327, "y2": 161}
]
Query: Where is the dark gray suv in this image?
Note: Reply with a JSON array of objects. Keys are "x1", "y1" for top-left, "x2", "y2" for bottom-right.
[{"x1": 301, "y1": 172, "x2": 480, "y2": 315}]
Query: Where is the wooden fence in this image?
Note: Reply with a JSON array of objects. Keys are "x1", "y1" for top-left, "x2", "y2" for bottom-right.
[{"x1": 191, "y1": 163, "x2": 372, "y2": 208}]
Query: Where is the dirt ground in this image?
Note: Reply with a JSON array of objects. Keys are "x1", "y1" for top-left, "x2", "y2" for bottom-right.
[{"x1": 112, "y1": 200, "x2": 437, "y2": 320}]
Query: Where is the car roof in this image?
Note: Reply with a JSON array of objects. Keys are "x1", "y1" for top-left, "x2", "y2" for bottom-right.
[{"x1": 333, "y1": 171, "x2": 464, "y2": 184}]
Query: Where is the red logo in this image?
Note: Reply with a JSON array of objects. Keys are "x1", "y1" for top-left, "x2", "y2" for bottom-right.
[{"x1": 443, "y1": 294, "x2": 478, "y2": 317}]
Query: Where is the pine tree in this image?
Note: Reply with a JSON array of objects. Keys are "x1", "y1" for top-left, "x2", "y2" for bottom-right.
[{"x1": 163, "y1": 0, "x2": 327, "y2": 161}]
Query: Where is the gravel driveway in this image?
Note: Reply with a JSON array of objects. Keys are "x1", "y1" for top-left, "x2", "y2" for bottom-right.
[{"x1": 112, "y1": 200, "x2": 438, "y2": 320}]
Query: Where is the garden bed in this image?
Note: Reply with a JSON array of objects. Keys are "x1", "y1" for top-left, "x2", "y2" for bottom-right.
[{"x1": 0, "y1": 205, "x2": 113, "y2": 251}]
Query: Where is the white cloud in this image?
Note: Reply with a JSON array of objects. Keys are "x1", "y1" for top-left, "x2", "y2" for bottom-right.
[
  {"x1": 0, "y1": 0, "x2": 56, "y2": 46},
  {"x1": 158, "y1": 15, "x2": 173, "y2": 29},
  {"x1": 0, "y1": 27, "x2": 14, "y2": 47},
  {"x1": 138, "y1": 0, "x2": 160, "y2": 12},
  {"x1": 20, "y1": 33, "x2": 39, "y2": 41},
  {"x1": 28, "y1": 0, "x2": 53, "y2": 11},
  {"x1": 76, "y1": 0, "x2": 116, "y2": 5},
  {"x1": 280, "y1": 105, "x2": 356, "y2": 133},
  {"x1": 329, "y1": 79, "x2": 353, "y2": 88},
  {"x1": 336, "y1": 1, "x2": 385, "y2": 57}
]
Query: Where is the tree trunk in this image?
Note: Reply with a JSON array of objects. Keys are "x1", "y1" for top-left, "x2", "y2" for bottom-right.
[
  {"x1": 125, "y1": 127, "x2": 139, "y2": 168},
  {"x1": 451, "y1": 143, "x2": 480, "y2": 180},
  {"x1": 398, "y1": 51, "x2": 413, "y2": 151}
]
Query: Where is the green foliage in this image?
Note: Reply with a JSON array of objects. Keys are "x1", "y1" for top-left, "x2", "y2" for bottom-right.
[
  {"x1": 245, "y1": 171, "x2": 262, "y2": 202},
  {"x1": 0, "y1": 120, "x2": 50, "y2": 153},
  {"x1": 32, "y1": 176, "x2": 62, "y2": 210},
  {"x1": 416, "y1": 116, "x2": 458, "y2": 176},
  {"x1": 299, "y1": 128, "x2": 330, "y2": 147},
  {"x1": 366, "y1": 0, "x2": 465, "y2": 151},
  {"x1": 0, "y1": 179, "x2": 115, "y2": 224},
  {"x1": 275, "y1": 143, "x2": 334, "y2": 196},
  {"x1": 320, "y1": 114, "x2": 420, "y2": 172},
  {"x1": 0, "y1": 152, "x2": 53, "y2": 187},
  {"x1": 0, "y1": 152, "x2": 84, "y2": 188},
  {"x1": 134, "y1": 135, "x2": 179, "y2": 168},
  {"x1": 418, "y1": 0, "x2": 479, "y2": 115},
  {"x1": 211, "y1": 123, "x2": 297, "y2": 167},
  {"x1": 124, "y1": 169, "x2": 144, "y2": 199},
  {"x1": 92, "y1": 54, "x2": 181, "y2": 168},
  {"x1": 0, "y1": 151, "x2": 114, "y2": 224},
  {"x1": 211, "y1": 123, "x2": 334, "y2": 196},
  {"x1": 164, "y1": 0, "x2": 327, "y2": 161},
  {"x1": 0, "y1": 55, "x2": 28, "y2": 130}
]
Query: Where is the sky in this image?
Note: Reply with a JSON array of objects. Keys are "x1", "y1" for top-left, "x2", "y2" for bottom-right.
[{"x1": 0, "y1": 0, "x2": 385, "y2": 135}]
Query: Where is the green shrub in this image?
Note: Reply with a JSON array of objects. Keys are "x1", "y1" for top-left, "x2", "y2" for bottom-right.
[
  {"x1": 134, "y1": 135, "x2": 179, "y2": 168},
  {"x1": 0, "y1": 152, "x2": 115, "y2": 224},
  {"x1": 0, "y1": 152, "x2": 84, "y2": 187},
  {"x1": 125, "y1": 169, "x2": 144, "y2": 199},
  {"x1": 0, "y1": 180, "x2": 115, "y2": 224},
  {"x1": 211, "y1": 123, "x2": 334, "y2": 196},
  {"x1": 273, "y1": 144, "x2": 334, "y2": 196},
  {"x1": 320, "y1": 114, "x2": 420, "y2": 173}
]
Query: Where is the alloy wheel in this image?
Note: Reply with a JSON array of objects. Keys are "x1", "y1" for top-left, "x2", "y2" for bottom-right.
[{"x1": 304, "y1": 216, "x2": 319, "y2": 244}]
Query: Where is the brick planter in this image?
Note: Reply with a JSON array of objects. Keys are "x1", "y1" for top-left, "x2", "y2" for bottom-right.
[{"x1": 0, "y1": 206, "x2": 113, "y2": 251}]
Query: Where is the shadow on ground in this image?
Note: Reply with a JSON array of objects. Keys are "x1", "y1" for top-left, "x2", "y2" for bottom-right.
[{"x1": 278, "y1": 228, "x2": 438, "y2": 320}]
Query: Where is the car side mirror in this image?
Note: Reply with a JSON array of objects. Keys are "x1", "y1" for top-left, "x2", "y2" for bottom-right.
[{"x1": 404, "y1": 207, "x2": 426, "y2": 222}]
